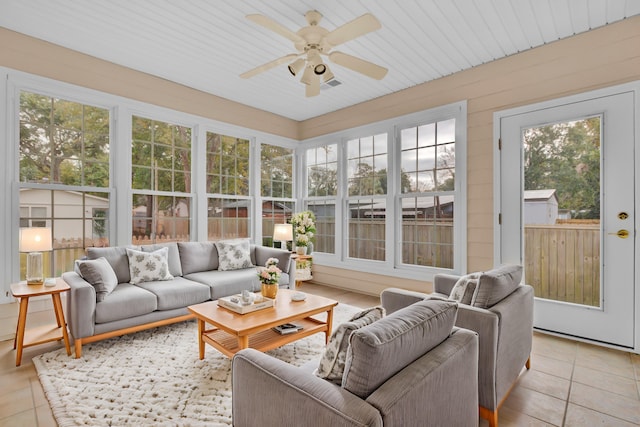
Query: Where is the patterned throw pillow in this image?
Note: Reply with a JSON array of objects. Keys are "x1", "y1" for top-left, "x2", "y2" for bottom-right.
[
  {"x1": 449, "y1": 273, "x2": 481, "y2": 305},
  {"x1": 214, "y1": 239, "x2": 253, "y2": 271},
  {"x1": 315, "y1": 306, "x2": 385, "y2": 384},
  {"x1": 126, "y1": 247, "x2": 173, "y2": 285}
]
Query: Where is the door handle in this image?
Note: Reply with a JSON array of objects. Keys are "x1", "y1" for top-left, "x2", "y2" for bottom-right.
[{"x1": 608, "y1": 229, "x2": 630, "y2": 239}]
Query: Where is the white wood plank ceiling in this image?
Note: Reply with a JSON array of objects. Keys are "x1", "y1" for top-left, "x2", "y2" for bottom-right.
[{"x1": 1, "y1": 0, "x2": 638, "y2": 121}]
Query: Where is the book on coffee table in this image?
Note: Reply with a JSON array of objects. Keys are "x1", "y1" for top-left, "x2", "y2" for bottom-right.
[{"x1": 272, "y1": 323, "x2": 303, "y2": 335}]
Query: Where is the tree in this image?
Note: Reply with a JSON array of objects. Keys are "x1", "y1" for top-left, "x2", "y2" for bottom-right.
[
  {"x1": 19, "y1": 92, "x2": 110, "y2": 187},
  {"x1": 524, "y1": 118, "x2": 600, "y2": 219},
  {"x1": 348, "y1": 163, "x2": 386, "y2": 196}
]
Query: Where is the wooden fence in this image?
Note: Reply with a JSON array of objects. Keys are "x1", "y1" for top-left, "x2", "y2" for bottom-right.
[
  {"x1": 27, "y1": 223, "x2": 600, "y2": 307},
  {"x1": 525, "y1": 224, "x2": 600, "y2": 307}
]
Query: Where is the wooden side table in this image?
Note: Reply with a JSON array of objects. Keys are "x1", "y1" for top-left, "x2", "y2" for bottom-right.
[{"x1": 10, "y1": 278, "x2": 72, "y2": 366}]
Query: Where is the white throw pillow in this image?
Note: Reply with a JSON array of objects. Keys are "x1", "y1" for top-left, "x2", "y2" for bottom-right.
[
  {"x1": 215, "y1": 239, "x2": 253, "y2": 271},
  {"x1": 449, "y1": 273, "x2": 481, "y2": 305},
  {"x1": 315, "y1": 306, "x2": 385, "y2": 384},
  {"x1": 126, "y1": 247, "x2": 173, "y2": 285}
]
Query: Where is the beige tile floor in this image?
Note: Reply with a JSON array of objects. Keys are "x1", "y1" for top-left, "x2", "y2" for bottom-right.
[{"x1": 1, "y1": 283, "x2": 639, "y2": 426}]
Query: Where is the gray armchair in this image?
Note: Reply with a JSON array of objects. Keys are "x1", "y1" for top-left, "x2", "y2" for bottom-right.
[
  {"x1": 232, "y1": 299, "x2": 479, "y2": 427},
  {"x1": 381, "y1": 265, "x2": 534, "y2": 427}
]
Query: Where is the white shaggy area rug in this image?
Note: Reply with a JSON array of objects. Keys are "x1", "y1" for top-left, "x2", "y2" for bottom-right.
[{"x1": 33, "y1": 303, "x2": 361, "y2": 427}]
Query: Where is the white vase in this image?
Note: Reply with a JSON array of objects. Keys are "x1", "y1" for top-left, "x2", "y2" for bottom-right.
[{"x1": 296, "y1": 246, "x2": 307, "y2": 255}]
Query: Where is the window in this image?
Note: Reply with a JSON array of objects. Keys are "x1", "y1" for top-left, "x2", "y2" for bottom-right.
[
  {"x1": 399, "y1": 119, "x2": 455, "y2": 268},
  {"x1": 18, "y1": 91, "x2": 111, "y2": 278},
  {"x1": 261, "y1": 143, "x2": 294, "y2": 246},
  {"x1": 305, "y1": 144, "x2": 338, "y2": 254},
  {"x1": 347, "y1": 134, "x2": 387, "y2": 261},
  {"x1": 206, "y1": 132, "x2": 250, "y2": 240},
  {"x1": 206, "y1": 132, "x2": 249, "y2": 195},
  {"x1": 300, "y1": 102, "x2": 465, "y2": 277},
  {"x1": 131, "y1": 116, "x2": 191, "y2": 243}
]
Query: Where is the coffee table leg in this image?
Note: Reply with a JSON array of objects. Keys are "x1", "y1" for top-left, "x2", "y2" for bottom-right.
[
  {"x1": 238, "y1": 335, "x2": 249, "y2": 350},
  {"x1": 325, "y1": 307, "x2": 334, "y2": 344},
  {"x1": 197, "y1": 319, "x2": 205, "y2": 360}
]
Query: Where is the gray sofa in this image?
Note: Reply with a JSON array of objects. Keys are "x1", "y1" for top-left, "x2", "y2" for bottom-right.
[
  {"x1": 381, "y1": 265, "x2": 534, "y2": 427},
  {"x1": 62, "y1": 241, "x2": 293, "y2": 358},
  {"x1": 232, "y1": 299, "x2": 479, "y2": 427}
]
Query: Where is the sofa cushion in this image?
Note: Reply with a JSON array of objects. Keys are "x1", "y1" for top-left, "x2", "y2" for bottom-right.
[
  {"x1": 134, "y1": 277, "x2": 210, "y2": 310},
  {"x1": 95, "y1": 283, "x2": 158, "y2": 324},
  {"x1": 87, "y1": 246, "x2": 137, "y2": 284},
  {"x1": 184, "y1": 268, "x2": 260, "y2": 300},
  {"x1": 215, "y1": 239, "x2": 253, "y2": 271},
  {"x1": 77, "y1": 257, "x2": 119, "y2": 302},
  {"x1": 254, "y1": 245, "x2": 291, "y2": 274},
  {"x1": 449, "y1": 273, "x2": 481, "y2": 305},
  {"x1": 342, "y1": 299, "x2": 458, "y2": 399},
  {"x1": 316, "y1": 306, "x2": 385, "y2": 384},
  {"x1": 126, "y1": 247, "x2": 174, "y2": 285},
  {"x1": 177, "y1": 242, "x2": 218, "y2": 275},
  {"x1": 472, "y1": 264, "x2": 523, "y2": 308},
  {"x1": 140, "y1": 242, "x2": 183, "y2": 277}
]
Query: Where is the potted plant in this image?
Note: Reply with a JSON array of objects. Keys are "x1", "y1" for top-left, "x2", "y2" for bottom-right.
[
  {"x1": 291, "y1": 210, "x2": 316, "y2": 255},
  {"x1": 257, "y1": 257, "x2": 281, "y2": 298}
]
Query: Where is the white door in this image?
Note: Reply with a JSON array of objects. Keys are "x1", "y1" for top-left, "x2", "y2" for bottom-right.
[{"x1": 499, "y1": 90, "x2": 635, "y2": 348}]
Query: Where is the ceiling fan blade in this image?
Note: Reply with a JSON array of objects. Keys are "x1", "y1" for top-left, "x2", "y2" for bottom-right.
[
  {"x1": 324, "y1": 13, "x2": 381, "y2": 47},
  {"x1": 329, "y1": 51, "x2": 388, "y2": 80},
  {"x1": 240, "y1": 54, "x2": 299, "y2": 79},
  {"x1": 246, "y1": 14, "x2": 305, "y2": 44},
  {"x1": 306, "y1": 74, "x2": 320, "y2": 97}
]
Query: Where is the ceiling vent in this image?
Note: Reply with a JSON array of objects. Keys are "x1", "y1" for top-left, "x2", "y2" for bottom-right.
[{"x1": 321, "y1": 79, "x2": 342, "y2": 90}]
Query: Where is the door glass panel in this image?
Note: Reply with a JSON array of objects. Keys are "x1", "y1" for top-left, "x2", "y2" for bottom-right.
[{"x1": 523, "y1": 117, "x2": 601, "y2": 307}]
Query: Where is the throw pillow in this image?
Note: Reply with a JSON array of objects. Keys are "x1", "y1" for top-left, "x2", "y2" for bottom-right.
[
  {"x1": 126, "y1": 247, "x2": 173, "y2": 285},
  {"x1": 342, "y1": 299, "x2": 458, "y2": 399},
  {"x1": 215, "y1": 239, "x2": 253, "y2": 271},
  {"x1": 77, "y1": 257, "x2": 119, "y2": 302},
  {"x1": 315, "y1": 306, "x2": 385, "y2": 384},
  {"x1": 449, "y1": 273, "x2": 481, "y2": 304},
  {"x1": 472, "y1": 264, "x2": 523, "y2": 308}
]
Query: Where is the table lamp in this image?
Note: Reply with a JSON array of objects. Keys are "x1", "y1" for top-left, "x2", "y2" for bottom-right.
[
  {"x1": 19, "y1": 227, "x2": 52, "y2": 285},
  {"x1": 272, "y1": 223, "x2": 293, "y2": 250}
]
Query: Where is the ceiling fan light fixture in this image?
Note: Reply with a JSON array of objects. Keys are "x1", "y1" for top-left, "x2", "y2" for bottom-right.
[
  {"x1": 322, "y1": 65, "x2": 335, "y2": 82},
  {"x1": 288, "y1": 58, "x2": 305, "y2": 76},
  {"x1": 314, "y1": 62, "x2": 326, "y2": 75},
  {"x1": 300, "y1": 66, "x2": 314, "y2": 85}
]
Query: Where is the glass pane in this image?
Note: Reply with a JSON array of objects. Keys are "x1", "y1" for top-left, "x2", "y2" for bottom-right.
[
  {"x1": 208, "y1": 198, "x2": 251, "y2": 241},
  {"x1": 348, "y1": 198, "x2": 385, "y2": 261},
  {"x1": 523, "y1": 117, "x2": 601, "y2": 307},
  {"x1": 401, "y1": 196, "x2": 454, "y2": 268},
  {"x1": 307, "y1": 201, "x2": 336, "y2": 254}
]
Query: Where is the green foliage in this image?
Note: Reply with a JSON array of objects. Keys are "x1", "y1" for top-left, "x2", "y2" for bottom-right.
[
  {"x1": 19, "y1": 91, "x2": 110, "y2": 187},
  {"x1": 524, "y1": 117, "x2": 600, "y2": 219}
]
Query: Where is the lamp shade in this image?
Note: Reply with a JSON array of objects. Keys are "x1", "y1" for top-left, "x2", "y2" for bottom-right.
[
  {"x1": 19, "y1": 227, "x2": 53, "y2": 252},
  {"x1": 273, "y1": 223, "x2": 293, "y2": 242}
]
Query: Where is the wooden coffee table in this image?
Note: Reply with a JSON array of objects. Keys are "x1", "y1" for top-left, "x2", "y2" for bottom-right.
[{"x1": 188, "y1": 289, "x2": 338, "y2": 359}]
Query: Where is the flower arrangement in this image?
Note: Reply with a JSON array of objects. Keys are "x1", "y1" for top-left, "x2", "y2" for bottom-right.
[
  {"x1": 290, "y1": 210, "x2": 316, "y2": 248},
  {"x1": 257, "y1": 257, "x2": 281, "y2": 285}
]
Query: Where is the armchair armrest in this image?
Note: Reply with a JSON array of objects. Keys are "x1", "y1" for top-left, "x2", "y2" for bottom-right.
[
  {"x1": 433, "y1": 273, "x2": 460, "y2": 295},
  {"x1": 62, "y1": 272, "x2": 97, "y2": 340},
  {"x1": 232, "y1": 349, "x2": 382, "y2": 427},
  {"x1": 380, "y1": 288, "x2": 429, "y2": 315}
]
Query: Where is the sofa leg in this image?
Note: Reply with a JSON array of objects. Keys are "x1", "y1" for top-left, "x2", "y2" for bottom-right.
[
  {"x1": 525, "y1": 355, "x2": 531, "y2": 370},
  {"x1": 479, "y1": 406, "x2": 498, "y2": 427},
  {"x1": 74, "y1": 339, "x2": 83, "y2": 358}
]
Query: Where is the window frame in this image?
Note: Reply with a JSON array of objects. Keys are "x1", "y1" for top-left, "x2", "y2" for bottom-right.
[{"x1": 299, "y1": 101, "x2": 467, "y2": 281}]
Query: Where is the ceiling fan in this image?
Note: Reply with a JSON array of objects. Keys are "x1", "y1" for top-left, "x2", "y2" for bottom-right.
[{"x1": 240, "y1": 10, "x2": 388, "y2": 97}]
